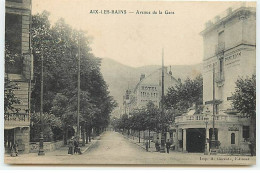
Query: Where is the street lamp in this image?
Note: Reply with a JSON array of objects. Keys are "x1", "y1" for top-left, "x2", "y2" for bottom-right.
[
  {"x1": 204, "y1": 115, "x2": 209, "y2": 155},
  {"x1": 38, "y1": 49, "x2": 45, "y2": 156}
]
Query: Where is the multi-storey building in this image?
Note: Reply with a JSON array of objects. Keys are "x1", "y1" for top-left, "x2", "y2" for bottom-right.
[
  {"x1": 4, "y1": 0, "x2": 33, "y2": 154},
  {"x1": 123, "y1": 67, "x2": 179, "y2": 116},
  {"x1": 173, "y1": 3, "x2": 256, "y2": 154}
]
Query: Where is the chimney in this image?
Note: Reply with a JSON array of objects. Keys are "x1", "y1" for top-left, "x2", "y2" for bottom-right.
[
  {"x1": 140, "y1": 74, "x2": 145, "y2": 81},
  {"x1": 205, "y1": 20, "x2": 213, "y2": 28},
  {"x1": 214, "y1": 15, "x2": 220, "y2": 23},
  {"x1": 226, "y1": 7, "x2": 232, "y2": 15}
]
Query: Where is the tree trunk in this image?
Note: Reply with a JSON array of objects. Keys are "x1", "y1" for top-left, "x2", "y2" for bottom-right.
[
  {"x1": 88, "y1": 128, "x2": 91, "y2": 142},
  {"x1": 149, "y1": 129, "x2": 151, "y2": 148},
  {"x1": 63, "y1": 127, "x2": 68, "y2": 145},
  {"x1": 143, "y1": 130, "x2": 145, "y2": 143},
  {"x1": 139, "y1": 130, "x2": 140, "y2": 143},
  {"x1": 82, "y1": 125, "x2": 85, "y2": 146},
  {"x1": 85, "y1": 128, "x2": 89, "y2": 144}
]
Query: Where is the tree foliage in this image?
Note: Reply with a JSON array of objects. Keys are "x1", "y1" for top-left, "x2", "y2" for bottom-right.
[
  {"x1": 30, "y1": 11, "x2": 116, "y2": 141},
  {"x1": 164, "y1": 75, "x2": 203, "y2": 115},
  {"x1": 232, "y1": 74, "x2": 256, "y2": 118},
  {"x1": 112, "y1": 101, "x2": 173, "y2": 133}
]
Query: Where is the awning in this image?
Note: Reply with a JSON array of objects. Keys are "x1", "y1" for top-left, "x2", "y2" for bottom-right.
[{"x1": 4, "y1": 126, "x2": 29, "y2": 130}]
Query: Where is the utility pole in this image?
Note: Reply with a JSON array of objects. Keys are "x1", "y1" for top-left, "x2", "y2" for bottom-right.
[
  {"x1": 38, "y1": 49, "x2": 45, "y2": 156},
  {"x1": 211, "y1": 63, "x2": 217, "y2": 154},
  {"x1": 77, "y1": 33, "x2": 81, "y2": 139},
  {"x1": 160, "y1": 48, "x2": 166, "y2": 153}
]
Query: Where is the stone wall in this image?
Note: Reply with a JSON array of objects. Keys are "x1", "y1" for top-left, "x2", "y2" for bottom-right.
[{"x1": 29, "y1": 140, "x2": 64, "y2": 153}]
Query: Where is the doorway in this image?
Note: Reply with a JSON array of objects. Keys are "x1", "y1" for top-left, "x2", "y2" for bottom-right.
[{"x1": 186, "y1": 128, "x2": 205, "y2": 153}]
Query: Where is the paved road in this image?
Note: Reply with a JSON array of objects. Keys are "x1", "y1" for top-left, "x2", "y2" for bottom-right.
[
  {"x1": 4, "y1": 131, "x2": 255, "y2": 165},
  {"x1": 78, "y1": 131, "x2": 180, "y2": 164}
]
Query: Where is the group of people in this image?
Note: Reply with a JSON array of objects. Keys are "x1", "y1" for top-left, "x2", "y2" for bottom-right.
[
  {"x1": 155, "y1": 138, "x2": 172, "y2": 153},
  {"x1": 68, "y1": 137, "x2": 82, "y2": 155}
]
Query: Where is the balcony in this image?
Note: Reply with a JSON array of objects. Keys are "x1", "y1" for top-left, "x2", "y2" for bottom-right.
[
  {"x1": 175, "y1": 114, "x2": 242, "y2": 125},
  {"x1": 4, "y1": 112, "x2": 30, "y2": 128},
  {"x1": 215, "y1": 71, "x2": 225, "y2": 87},
  {"x1": 215, "y1": 42, "x2": 225, "y2": 55}
]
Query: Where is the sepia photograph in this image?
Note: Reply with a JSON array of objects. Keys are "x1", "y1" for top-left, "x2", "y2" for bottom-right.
[{"x1": 2, "y1": 0, "x2": 257, "y2": 166}]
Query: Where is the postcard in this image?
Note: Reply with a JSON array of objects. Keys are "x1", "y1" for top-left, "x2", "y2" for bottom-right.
[{"x1": 3, "y1": 0, "x2": 256, "y2": 165}]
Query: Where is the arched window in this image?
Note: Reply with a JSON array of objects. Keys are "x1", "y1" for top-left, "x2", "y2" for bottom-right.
[{"x1": 231, "y1": 133, "x2": 235, "y2": 144}]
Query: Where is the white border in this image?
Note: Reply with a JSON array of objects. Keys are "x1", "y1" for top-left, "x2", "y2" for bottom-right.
[{"x1": 0, "y1": 0, "x2": 259, "y2": 171}]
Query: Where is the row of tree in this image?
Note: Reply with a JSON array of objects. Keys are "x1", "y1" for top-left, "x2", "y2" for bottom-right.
[
  {"x1": 29, "y1": 11, "x2": 117, "y2": 143},
  {"x1": 111, "y1": 75, "x2": 203, "y2": 141},
  {"x1": 5, "y1": 11, "x2": 117, "y2": 143}
]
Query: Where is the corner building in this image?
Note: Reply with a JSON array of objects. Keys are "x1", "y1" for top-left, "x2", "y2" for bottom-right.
[
  {"x1": 174, "y1": 4, "x2": 256, "y2": 154},
  {"x1": 4, "y1": 0, "x2": 33, "y2": 154}
]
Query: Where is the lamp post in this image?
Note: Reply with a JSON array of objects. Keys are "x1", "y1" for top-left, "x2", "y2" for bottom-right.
[
  {"x1": 204, "y1": 115, "x2": 209, "y2": 155},
  {"x1": 38, "y1": 50, "x2": 45, "y2": 156},
  {"x1": 211, "y1": 64, "x2": 217, "y2": 155}
]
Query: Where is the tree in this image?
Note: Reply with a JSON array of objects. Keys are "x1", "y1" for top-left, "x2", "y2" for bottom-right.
[
  {"x1": 232, "y1": 74, "x2": 256, "y2": 155},
  {"x1": 30, "y1": 11, "x2": 116, "y2": 142},
  {"x1": 4, "y1": 42, "x2": 21, "y2": 113},
  {"x1": 165, "y1": 74, "x2": 203, "y2": 114}
]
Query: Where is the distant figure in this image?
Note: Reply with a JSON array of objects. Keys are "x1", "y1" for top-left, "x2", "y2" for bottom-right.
[
  {"x1": 166, "y1": 139, "x2": 171, "y2": 154},
  {"x1": 74, "y1": 137, "x2": 82, "y2": 154},
  {"x1": 68, "y1": 137, "x2": 74, "y2": 155},
  {"x1": 155, "y1": 138, "x2": 160, "y2": 152},
  {"x1": 10, "y1": 143, "x2": 18, "y2": 157},
  {"x1": 145, "y1": 140, "x2": 149, "y2": 152}
]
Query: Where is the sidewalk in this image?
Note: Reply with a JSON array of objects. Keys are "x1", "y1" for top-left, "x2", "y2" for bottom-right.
[
  {"x1": 5, "y1": 136, "x2": 101, "y2": 158},
  {"x1": 122, "y1": 133, "x2": 157, "y2": 152}
]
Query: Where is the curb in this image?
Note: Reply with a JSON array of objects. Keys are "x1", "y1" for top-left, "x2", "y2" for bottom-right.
[
  {"x1": 82, "y1": 135, "x2": 101, "y2": 153},
  {"x1": 122, "y1": 134, "x2": 153, "y2": 152}
]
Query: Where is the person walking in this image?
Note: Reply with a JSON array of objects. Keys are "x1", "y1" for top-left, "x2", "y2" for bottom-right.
[
  {"x1": 155, "y1": 138, "x2": 160, "y2": 152},
  {"x1": 68, "y1": 137, "x2": 74, "y2": 155},
  {"x1": 145, "y1": 140, "x2": 149, "y2": 152},
  {"x1": 166, "y1": 139, "x2": 171, "y2": 154}
]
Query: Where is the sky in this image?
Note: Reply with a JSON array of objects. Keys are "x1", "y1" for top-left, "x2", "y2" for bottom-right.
[{"x1": 31, "y1": 0, "x2": 255, "y2": 67}]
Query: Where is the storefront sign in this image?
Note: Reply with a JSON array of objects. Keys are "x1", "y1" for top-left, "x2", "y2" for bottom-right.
[{"x1": 228, "y1": 126, "x2": 239, "y2": 131}]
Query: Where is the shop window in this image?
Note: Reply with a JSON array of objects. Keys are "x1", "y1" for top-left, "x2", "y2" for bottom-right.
[
  {"x1": 231, "y1": 133, "x2": 235, "y2": 144},
  {"x1": 243, "y1": 126, "x2": 250, "y2": 139}
]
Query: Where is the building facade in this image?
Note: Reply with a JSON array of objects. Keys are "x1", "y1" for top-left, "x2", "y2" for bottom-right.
[
  {"x1": 4, "y1": 0, "x2": 33, "y2": 154},
  {"x1": 123, "y1": 67, "x2": 180, "y2": 116},
  {"x1": 174, "y1": 4, "x2": 256, "y2": 154}
]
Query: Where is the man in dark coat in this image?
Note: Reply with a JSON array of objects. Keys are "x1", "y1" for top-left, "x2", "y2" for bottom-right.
[
  {"x1": 68, "y1": 137, "x2": 74, "y2": 155},
  {"x1": 166, "y1": 139, "x2": 171, "y2": 154}
]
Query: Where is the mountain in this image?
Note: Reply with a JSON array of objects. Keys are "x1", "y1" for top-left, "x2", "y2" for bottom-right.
[{"x1": 100, "y1": 58, "x2": 202, "y2": 107}]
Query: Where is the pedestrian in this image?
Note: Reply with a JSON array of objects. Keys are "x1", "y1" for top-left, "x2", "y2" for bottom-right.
[
  {"x1": 155, "y1": 138, "x2": 160, "y2": 152},
  {"x1": 10, "y1": 143, "x2": 18, "y2": 157},
  {"x1": 74, "y1": 137, "x2": 82, "y2": 155},
  {"x1": 68, "y1": 137, "x2": 74, "y2": 155},
  {"x1": 166, "y1": 139, "x2": 171, "y2": 154},
  {"x1": 145, "y1": 140, "x2": 149, "y2": 152}
]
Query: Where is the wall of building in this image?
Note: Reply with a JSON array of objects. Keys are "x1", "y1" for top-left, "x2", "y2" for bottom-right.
[
  {"x1": 202, "y1": 8, "x2": 256, "y2": 112},
  {"x1": 134, "y1": 69, "x2": 179, "y2": 110},
  {"x1": 14, "y1": 127, "x2": 30, "y2": 153}
]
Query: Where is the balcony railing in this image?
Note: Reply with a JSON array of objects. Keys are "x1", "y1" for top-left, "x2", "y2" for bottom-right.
[
  {"x1": 215, "y1": 71, "x2": 225, "y2": 83},
  {"x1": 215, "y1": 42, "x2": 225, "y2": 55},
  {"x1": 4, "y1": 113, "x2": 30, "y2": 127},
  {"x1": 175, "y1": 114, "x2": 241, "y2": 124}
]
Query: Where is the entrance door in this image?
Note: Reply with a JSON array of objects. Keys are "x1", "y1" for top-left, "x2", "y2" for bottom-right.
[
  {"x1": 186, "y1": 128, "x2": 205, "y2": 153},
  {"x1": 4, "y1": 129, "x2": 15, "y2": 153}
]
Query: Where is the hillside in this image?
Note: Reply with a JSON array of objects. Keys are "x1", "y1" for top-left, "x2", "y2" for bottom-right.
[{"x1": 100, "y1": 58, "x2": 202, "y2": 107}]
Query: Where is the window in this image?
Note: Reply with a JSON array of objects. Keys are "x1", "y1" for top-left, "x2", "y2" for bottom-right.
[
  {"x1": 231, "y1": 133, "x2": 235, "y2": 144},
  {"x1": 243, "y1": 126, "x2": 250, "y2": 139},
  {"x1": 218, "y1": 31, "x2": 224, "y2": 44},
  {"x1": 7, "y1": 0, "x2": 23, "y2": 3},
  {"x1": 5, "y1": 13, "x2": 22, "y2": 74}
]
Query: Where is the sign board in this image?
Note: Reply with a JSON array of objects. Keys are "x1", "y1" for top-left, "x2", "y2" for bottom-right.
[{"x1": 228, "y1": 126, "x2": 239, "y2": 131}]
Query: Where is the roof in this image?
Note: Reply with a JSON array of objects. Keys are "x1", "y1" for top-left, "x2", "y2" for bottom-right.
[{"x1": 200, "y1": 6, "x2": 256, "y2": 36}]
